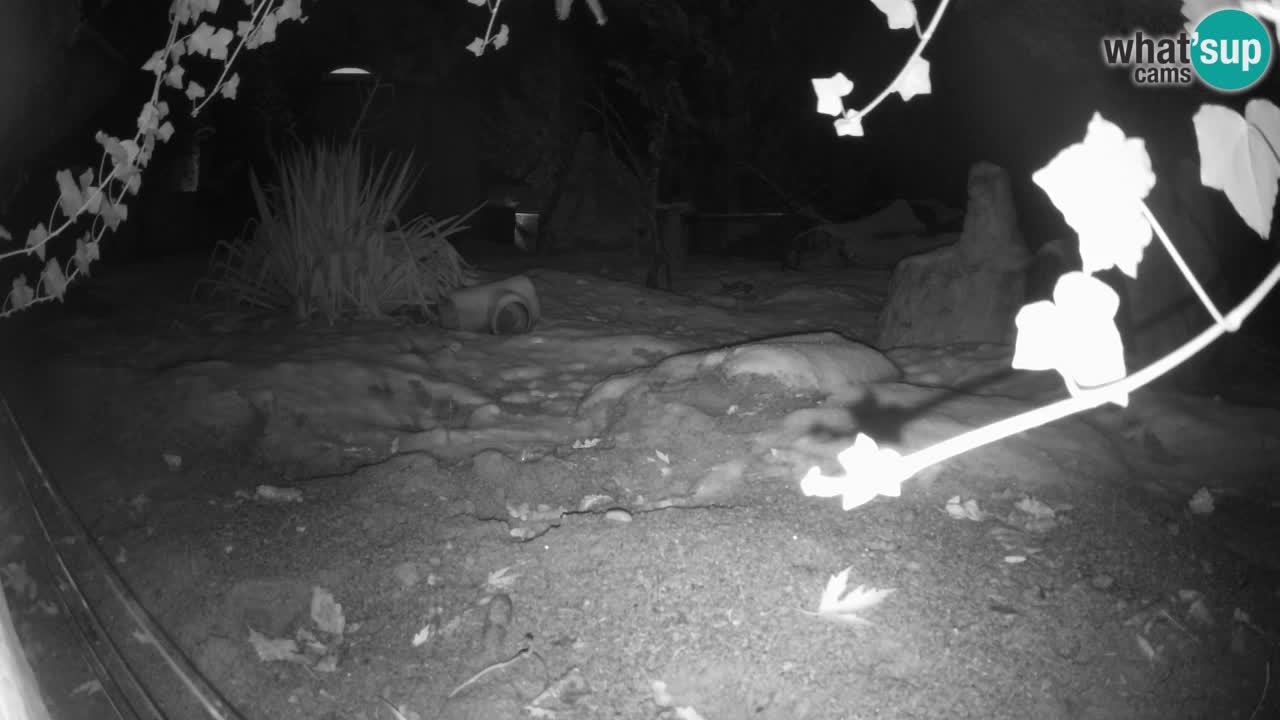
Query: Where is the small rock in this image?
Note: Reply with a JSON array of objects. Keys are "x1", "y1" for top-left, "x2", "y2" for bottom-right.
[
  {"x1": 393, "y1": 562, "x2": 421, "y2": 589},
  {"x1": 604, "y1": 509, "x2": 633, "y2": 523},
  {"x1": 1090, "y1": 574, "x2": 1114, "y2": 591}
]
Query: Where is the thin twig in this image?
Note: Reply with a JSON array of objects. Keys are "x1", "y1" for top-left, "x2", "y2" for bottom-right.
[
  {"x1": 1247, "y1": 661, "x2": 1270, "y2": 720},
  {"x1": 445, "y1": 648, "x2": 529, "y2": 699}
]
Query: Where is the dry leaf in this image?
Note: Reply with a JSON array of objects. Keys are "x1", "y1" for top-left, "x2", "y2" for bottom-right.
[{"x1": 801, "y1": 566, "x2": 894, "y2": 626}]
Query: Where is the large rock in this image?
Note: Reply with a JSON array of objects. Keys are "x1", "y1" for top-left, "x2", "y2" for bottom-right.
[{"x1": 877, "y1": 162, "x2": 1032, "y2": 349}]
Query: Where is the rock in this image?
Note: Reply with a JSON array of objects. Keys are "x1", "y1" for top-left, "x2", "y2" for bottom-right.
[
  {"x1": 877, "y1": 162, "x2": 1032, "y2": 348},
  {"x1": 801, "y1": 198, "x2": 956, "y2": 270}
]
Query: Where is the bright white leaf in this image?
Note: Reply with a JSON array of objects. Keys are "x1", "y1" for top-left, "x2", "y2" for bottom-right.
[
  {"x1": 801, "y1": 566, "x2": 895, "y2": 626},
  {"x1": 812, "y1": 72, "x2": 853, "y2": 117},
  {"x1": 555, "y1": 0, "x2": 573, "y2": 20},
  {"x1": 1012, "y1": 272, "x2": 1128, "y2": 402},
  {"x1": 493, "y1": 24, "x2": 510, "y2": 51},
  {"x1": 467, "y1": 0, "x2": 485, "y2": 5},
  {"x1": 157, "y1": 121, "x2": 175, "y2": 143},
  {"x1": 1192, "y1": 100, "x2": 1280, "y2": 240},
  {"x1": 895, "y1": 56, "x2": 931, "y2": 101},
  {"x1": 869, "y1": 0, "x2": 918, "y2": 30},
  {"x1": 1241, "y1": 1, "x2": 1280, "y2": 24},
  {"x1": 800, "y1": 433, "x2": 906, "y2": 510},
  {"x1": 466, "y1": 36, "x2": 486, "y2": 57},
  {"x1": 1011, "y1": 300, "x2": 1059, "y2": 371},
  {"x1": 835, "y1": 110, "x2": 865, "y2": 137},
  {"x1": 1032, "y1": 113, "x2": 1155, "y2": 277}
]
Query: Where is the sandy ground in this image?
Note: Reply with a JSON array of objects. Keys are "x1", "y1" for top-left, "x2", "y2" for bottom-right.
[{"x1": 2, "y1": 247, "x2": 1279, "y2": 720}]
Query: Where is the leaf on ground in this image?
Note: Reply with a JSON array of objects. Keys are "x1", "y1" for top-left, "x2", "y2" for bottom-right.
[
  {"x1": 485, "y1": 566, "x2": 520, "y2": 593},
  {"x1": 311, "y1": 586, "x2": 346, "y2": 637},
  {"x1": 802, "y1": 566, "x2": 895, "y2": 626},
  {"x1": 1014, "y1": 497, "x2": 1055, "y2": 519},
  {"x1": 946, "y1": 495, "x2": 987, "y2": 521},
  {"x1": 248, "y1": 628, "x2": 307, "y2": 663}
]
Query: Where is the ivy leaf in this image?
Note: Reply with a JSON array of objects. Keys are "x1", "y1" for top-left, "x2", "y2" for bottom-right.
[
  {"x1": 1012, "y1": 272, "x2": 1128, "y2": 403},
  {"x1": 1032, "y1": 113, "x2": 1155, "y2": 277},
  {"x1": 1192, "y1": 100, "x2": 1280, "y2": 240},
  {"x1": 220, "y1": 72, "x2": 240, "y2": 100},
  {"x1": 9, "y1": 276, "x2": 35, "y2": 310},
  {"x1": 172, "y1": 0, "x2": 221, "y2": 25},
  {"x1": 138, "y1": 102, "x2": 161, "y2": 134},
  {"x1": 811, "y1": 73, "x2": 853, "y2": 117},
  {"x1": 256, "y1": 14, "x2": 279, "y2": 47},
  {"x1": 276, "y1": 0, "x2": 304, "y2": 22},
  {"x1": 894, "y1": 56, "x2": 932, "y2": 102},
  {"x1": 187, "y1": 23, "x2": 234, "y2": 60},
  {"x1": 0, "y1": 225, "x2": 10, "y2": 243},
  {"x1": 165, "y1": 63, "x2": 185, "y2": 89},
  {"x1": 835, "y1": 110, "x2": 865, "y2": 138},
  {"x1": 55, "y1": 169, "x2": 84, "y2": 219},
  {"x1": 186, "y1": 80, "x2": 207, "y2": 102},
  {"x1": 26, "y1": 224, "x2": 48, "y2": 261},
  {"x1": 492, "y1": 24, "x2": 510, "y2": 51},
  {"x1": 466, "y1": 37, "x2": 486, "y2": 57},
  {"x1": 869, "y1": 0, "x2": 918, "y2": 30},
  {"x1": 157, "y1": 121, "x2": 175, "y2": 143},
  {"x1": 584, "y1": 0, "x2": 607, "y2": 25},
  {"x1": 141, "y1": 50, "x2": 167, "y2": 76},
  {"x1": 73, "y1": 233, "x2": 99, "y2": 277},
  {"x1": 96, "y1": 197, "x2": 128, "y2": 231},
  {"x1": 41, "y1": 259, "x2": 69, "y2": 301}
]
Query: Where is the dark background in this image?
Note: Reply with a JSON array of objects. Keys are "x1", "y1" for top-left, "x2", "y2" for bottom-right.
[{"x1": 1, "y1": 0, "x2": 1277, "y2": 328}]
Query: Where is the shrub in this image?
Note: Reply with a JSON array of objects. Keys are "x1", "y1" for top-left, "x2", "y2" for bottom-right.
[{"x1": 203, "y1": 140, "x2": 476, "y2": 324}]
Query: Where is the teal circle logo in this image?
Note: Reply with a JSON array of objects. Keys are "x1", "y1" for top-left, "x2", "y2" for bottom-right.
[{"x1": 1192, "y1": 8, "x2": 1273, "y2": 92}]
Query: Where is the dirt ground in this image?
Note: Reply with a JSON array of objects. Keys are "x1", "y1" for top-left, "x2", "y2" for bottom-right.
[{"x1": 2, "y1": 248, "x2": 1279, "y2": 720}]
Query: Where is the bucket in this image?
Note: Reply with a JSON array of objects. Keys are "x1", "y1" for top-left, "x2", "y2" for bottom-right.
[{"x1": 439, "y1": 274, "x2": 541, "y2": 334}]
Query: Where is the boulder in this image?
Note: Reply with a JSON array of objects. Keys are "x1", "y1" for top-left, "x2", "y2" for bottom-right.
[{"x1": 877, "y1": 162, "x2": 1032, "y2": 348}]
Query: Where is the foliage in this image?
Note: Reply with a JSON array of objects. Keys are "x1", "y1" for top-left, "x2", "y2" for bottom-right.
[
  {"x1": 202, "y1": 141, "x2": 475, "y2": 324},
  {"x1": 0, "y1": 0, "x2": 308, "y2": 317}
]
